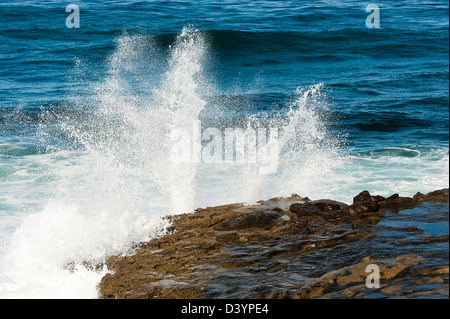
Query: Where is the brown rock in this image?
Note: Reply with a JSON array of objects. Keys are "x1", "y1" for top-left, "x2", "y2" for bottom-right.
[
  {"x1": 353, "y1": 191, "x2": 385, "y2": 203},
  {"x1": 97, "y1": 189, "x2": 449, "y2": 299},
  {"x1": 413, "y1": 189, "x2": 449, "y2": 203},
  {"x1": 341, "y1": 201, "x2": 380, "y2": 216},
  {"x1": 289, "y1": 200, "x2": 347, "y2": 218},
  {"x1": 214, "y1": 210, "x2": 282, "y2": 231}
]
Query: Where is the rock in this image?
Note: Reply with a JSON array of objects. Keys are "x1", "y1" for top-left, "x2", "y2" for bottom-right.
[
  {"x1": 312, "y1": 201, "x2": 346, "y2": 213},
  {"x1": 413, "y1": 189, "x2": 449, "y2": 203},
  {"x1": 379, "y1": 194, "x2": 415, "y2": 211},
  {"x1": 289, "y1": 200, "x2": 347, "y2": 218},
  {"x1": 384, "y1": 226, "x2": 424, "y2": 232},
  {"x1": 341, "y1": 201, "x2": 380, "y2": 216},
  {"x1": 376, "y1": 189, "x2": 449, "y2": 212},
  {"x1": 384, "y1": 193, "x2": 399, "y2": 201},
  {"x1": 353, "y1": 191, "x2": 385, "y2": 203},
  {"x1": 214, "y1": 210, "x2": 282, "y2": 231},
  {"x1": 97, "y1": 189, "x2": 449, "y2": 299},
  {"x1": 410, "y1": 266, "x2": 449, "y2": 276},
  {"x1": 289, "y1": 203, "x2": 320, "y2": 216}
]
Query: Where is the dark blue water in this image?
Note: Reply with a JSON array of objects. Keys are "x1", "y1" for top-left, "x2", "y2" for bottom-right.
[
  {"x1": 0, "y1": 0, "x2": 448, "y2": 298},
  {"x1": 1, "y1": 1, "x2": 448, "y2": 145}
]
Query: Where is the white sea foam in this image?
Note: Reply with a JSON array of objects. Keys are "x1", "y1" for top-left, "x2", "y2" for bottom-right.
[{"x1": 0, "y1": 28, "x2": 207, "y2": 298}]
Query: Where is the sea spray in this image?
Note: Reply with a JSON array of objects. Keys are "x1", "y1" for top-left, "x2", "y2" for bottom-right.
[
  {"x1": 191, "y1": 83, "x2": 346, "y2": 207},
  {"x1": 154, "y1": 27, "x2": 209, "y2": 214},
  {"x1": 265, "y1": 83, "x2": 347, "y2": 200},
  {"x1": 0, "y1": 29, "x2": 210, "y2": 298},
  {"x1": 216, "y1": 83, "x2": 346, "y2": 204},
  {"x1": 0, "y1": 29, "x2": 359, "y2": 299}
]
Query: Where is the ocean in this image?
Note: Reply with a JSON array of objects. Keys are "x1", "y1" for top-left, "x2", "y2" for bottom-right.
[{"x1": 0, "y1": 0, "x2": 448, "y2": 298}]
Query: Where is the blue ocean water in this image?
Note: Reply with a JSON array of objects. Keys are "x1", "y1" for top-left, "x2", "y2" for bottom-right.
[{"x1": 0, "y1": 1, "x2": 448, "y2": 298}]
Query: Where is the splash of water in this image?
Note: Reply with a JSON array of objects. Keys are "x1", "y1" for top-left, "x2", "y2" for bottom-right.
[
  {"x1": 274, "y1": 83, "x2": 347, "y2": 199},
  {"x1": 0, "y1": 28, "x2": 347, "y2": 298},
  {"x1": 228, "y1": 83, "x2": 346, "y2": 204},
  {"x1": 0, "y1": 28, "x2": 209, "y2": 298},
  {"x1": 153, "y1": 27, "x2": 209, "y2": 213}
]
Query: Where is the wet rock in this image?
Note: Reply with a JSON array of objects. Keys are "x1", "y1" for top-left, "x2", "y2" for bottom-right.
[
  {"x1": 377, "y1": 189, "x2": 449, "y2": 212},
  {"x1": 413, "y1": 189, "x2": 449, "y2": 203},
  {"x1": 312, "y1": 201, "x2": 346, "y2": 213},
  {"x1": 289, "y1": 200, "x2": 347, "y2": 218},
  {"x1": 97, "y1": 189, "x2": 449, "y2": 299},
  {"x1": 289, "y1": 203, "x2": 321, "y2": 216},
  {"x1": 214, "y1": 210, "x2": 282, "y2": 231},
  {"x1": 293, "y1": 254, "x2": 443, "y2": 298},
  {"x1": 379, "y1": 195, "x2": 416, "y2": 211},
  {"x1": 349, "y1": 189, "x2": 449, "y2": 214},
  {"x1": 384, "y1": 193, "x2": 400, "y2": 201},
  {"x1": 341, "y1": 201, "x2": 380, "y2": 216},
  {"x1": 410, "y1": 266, "x2": 449, "y2": 277},
  {"x1": 269, "y1": 194, "x2": 310, "y2": 202},
  {"x1": 353, "y1": 190, "x2": 385, "y2": 203},
  {"x1": 384, "y1": 226, "x2": 424, "y2": 232}
]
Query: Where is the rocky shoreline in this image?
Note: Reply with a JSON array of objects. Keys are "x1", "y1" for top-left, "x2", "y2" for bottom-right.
[{"x1": 98, "y1": 189, "x2": 449, "y2": 299}]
